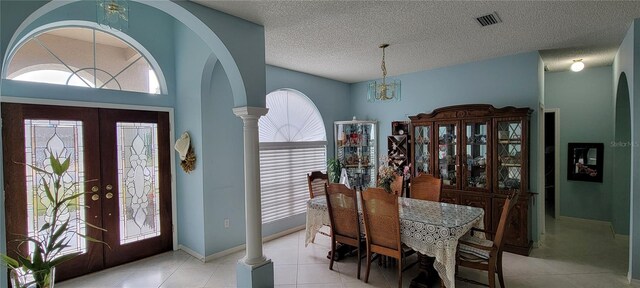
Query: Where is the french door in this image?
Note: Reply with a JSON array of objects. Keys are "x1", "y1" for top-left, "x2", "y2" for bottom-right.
[{"x1": 2, "y1": 103, "x2": 172, "y2": 281}]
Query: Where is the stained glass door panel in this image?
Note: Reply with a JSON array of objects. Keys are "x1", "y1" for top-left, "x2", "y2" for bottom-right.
[
  {"x1": 24, "y1": 120, "x2": 87, "y2": 255},
  {"x1": 116, "y1": 123, "x2": 161, "y2": 244}
]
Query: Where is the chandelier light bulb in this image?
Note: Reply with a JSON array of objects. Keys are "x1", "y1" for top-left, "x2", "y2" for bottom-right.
[{"x1": 570, "y1": 59, "x2": 584, "y2": 72}]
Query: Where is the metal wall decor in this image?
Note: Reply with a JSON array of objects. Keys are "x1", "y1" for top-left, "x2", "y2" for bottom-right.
[{"x1": 97, "y1": 0, "x2": 129, "y2": 31}]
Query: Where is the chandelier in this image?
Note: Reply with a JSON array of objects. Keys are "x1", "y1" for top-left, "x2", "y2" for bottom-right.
[
  {"x1": 97, "y1": 0, "x2": 129, "y2": 32},
  {"x1": 367, "y1": 44, "x2": 401, "y2": 102}
]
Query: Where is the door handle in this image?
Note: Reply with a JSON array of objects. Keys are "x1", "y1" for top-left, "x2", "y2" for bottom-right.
[
  {"x1": 106, "y1": 192, "x2": 114, "y2": 199},
  {"x1": 92, "y1": 194, "x2": 100, "y2": 201},
  {"x1": 91, "y1": 186, "x2": 99, "y2": 192},
  {"x1": 106, "y1": 184, "x2": 113, "y2": 191}
]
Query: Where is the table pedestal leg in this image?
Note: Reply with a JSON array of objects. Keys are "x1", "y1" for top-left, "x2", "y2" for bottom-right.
[{"x1": 409, "y1": 252, "x2": 440, "y2": 288}]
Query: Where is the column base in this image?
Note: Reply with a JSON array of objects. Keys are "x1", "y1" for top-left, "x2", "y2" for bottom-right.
[{"x1": 236, "y1": 258, "x2": 274, "y2": 288}]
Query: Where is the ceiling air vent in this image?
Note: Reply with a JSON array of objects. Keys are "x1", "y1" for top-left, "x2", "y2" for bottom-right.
[{"x1": 476, "y1": 12, "x2": 502, "y2": 27}]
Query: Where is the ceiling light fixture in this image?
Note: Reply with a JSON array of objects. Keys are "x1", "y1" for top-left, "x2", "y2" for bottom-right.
[
  {"x1": 97, "y1": 0, "x2": 129, "y2": 32},
  {"x1": 570, "y1": 59, "x2": 584, "y2": 72},
  {"x1": 367, "y1": 44, "x2": 401, "y2": 102}
]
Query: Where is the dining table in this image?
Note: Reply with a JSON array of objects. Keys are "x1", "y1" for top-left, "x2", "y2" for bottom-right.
[{"x1": 305, "y1": 194, "x2": 485, "y2": 288}]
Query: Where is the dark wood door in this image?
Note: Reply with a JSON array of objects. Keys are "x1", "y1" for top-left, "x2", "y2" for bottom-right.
[
  {"x1": 98, "y1": 109, "x2": 172, "y2": 267},
  {"x1": 2, "y1": 103, "x2": 172, "y2": 281}
]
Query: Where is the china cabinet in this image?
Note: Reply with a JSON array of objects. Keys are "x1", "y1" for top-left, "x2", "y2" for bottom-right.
[
  {"x1": 334, "y1": 120, "x2": 377, "y2": 190},
  {"x1": 409, "y1": 104, "x2": 533, "y2": 255}
]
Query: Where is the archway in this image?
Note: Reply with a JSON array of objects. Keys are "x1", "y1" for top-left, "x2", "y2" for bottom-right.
[{"x1": 612, "y1": 72, "x2": 631, "y2": 235}]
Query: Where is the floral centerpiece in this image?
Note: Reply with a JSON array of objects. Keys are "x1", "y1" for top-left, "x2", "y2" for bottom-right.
[{"x1": 377, "y1": 156, "x2": 397, "y2": 192}]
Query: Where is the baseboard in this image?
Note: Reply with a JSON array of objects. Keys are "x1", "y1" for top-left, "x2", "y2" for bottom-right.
[
  {"x1": 557, "y1": 215, "x2": 611, "y2": 226},
  {"x1": 628, "y1": 272, "x2": 640, "y2": 285},
  {"x1": 203, "y1": 225, "x2": 305, "y2": 262},
  {"x1": 609, "y1": 225, "x2": 630, "y2": 240},
  {"x1": 179, "y1": 244, "x2": 206, "y2": 262}
]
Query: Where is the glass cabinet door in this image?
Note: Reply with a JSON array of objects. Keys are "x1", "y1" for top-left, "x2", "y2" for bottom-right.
[
  {"x1": 437, "y1": 122, "x2": 458, "y2": 188},
  {"x1": 496, "y1": 119, "x2": 523, "y2": 192},
  {"x1": 463, "y1": 121, "x2": 489, "y2": 191},
  {"x1": 413, "y1": 124, "x2": 431, "y2": 177}
]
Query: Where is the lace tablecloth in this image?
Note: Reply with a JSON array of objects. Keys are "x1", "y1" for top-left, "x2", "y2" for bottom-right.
[{"x1": 305, "y1": 196, "x2": 484, "y2": 288}]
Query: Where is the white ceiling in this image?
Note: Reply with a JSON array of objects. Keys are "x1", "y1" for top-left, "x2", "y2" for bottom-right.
[{"x1": 192, "y1": 1, "x2": 640, "y2": 83}]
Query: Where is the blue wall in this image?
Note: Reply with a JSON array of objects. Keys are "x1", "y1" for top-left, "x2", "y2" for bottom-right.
[
  {"x1": 350, "y1": 51, "x2": 542, "y2": 242},
  {"x1": 173, "y1": 21, "x2": 208, "y2": 256},
  {"x1": 545, "y1": 67, "x2": 614, "y2": 222}
]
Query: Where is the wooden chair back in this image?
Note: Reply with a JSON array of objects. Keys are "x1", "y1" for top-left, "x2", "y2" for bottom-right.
[
  {"x1": 389, "y1": 175, "x2": 404, "y2": 196},
  {"x1": 410, "y1": 174, "x2": 442, "y2": 201},
  {"x1": 361, "y1": 187, "x2": 401, "y2": 254},
  {"x1": 307, "y1": 171, "x2": 329, "y2": 199},
  {"x1": 361, "y1": 187, "x2": 405, "y2": 287},
  {"x1": 493, "y1": 191, "x2": 520, "y2": 249},
  {"x1": 325, "y1": 183, "x2": 362, "y2": 278},
  {"x1": 325, "y1": 183, "x2": 360, "y2": 239}
]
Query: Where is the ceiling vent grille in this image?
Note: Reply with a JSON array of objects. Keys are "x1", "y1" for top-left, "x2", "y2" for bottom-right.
[{"x1": 476, "y1": 12, "x2": 502, "y2": 27}]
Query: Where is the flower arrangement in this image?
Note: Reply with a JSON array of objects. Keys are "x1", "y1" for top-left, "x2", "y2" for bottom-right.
[{"x1": 377, "y1": 156, "x2": 397, "y2": 193}]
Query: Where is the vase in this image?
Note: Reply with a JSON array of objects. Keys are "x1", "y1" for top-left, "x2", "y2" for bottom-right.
[{"x1": 10, "y1": 266, "x2": 55, "y2": 288}]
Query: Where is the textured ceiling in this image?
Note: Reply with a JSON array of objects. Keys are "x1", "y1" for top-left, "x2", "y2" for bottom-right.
[{"x1": 192, "y1": 1, "x2": 640, "y2": 83}]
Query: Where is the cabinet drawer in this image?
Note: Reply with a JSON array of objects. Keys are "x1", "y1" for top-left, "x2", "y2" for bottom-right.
[
  {"x1": 440, "y1": 190, "x2": 459, "y2": 204},
  {"x1": 460, "y1": 194, "x2": 491, "y2": 230}
]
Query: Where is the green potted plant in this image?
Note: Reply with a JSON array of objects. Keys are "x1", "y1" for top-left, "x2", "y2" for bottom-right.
[
  {"x1": 327, "y1": 158, "x2": 342, "y2": 183},
  {"x1": 1, "y1": 152, "x2": 105, "y2": 288}
]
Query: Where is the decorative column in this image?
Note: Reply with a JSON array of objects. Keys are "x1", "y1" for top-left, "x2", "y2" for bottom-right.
[{"x1": 233, "y1": 106, "x2": 273, "y2": 288}]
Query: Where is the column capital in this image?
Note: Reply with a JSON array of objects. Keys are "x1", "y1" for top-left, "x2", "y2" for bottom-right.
[{"x1": 233, "y1": 106, "x2": 268, "y2": 120}]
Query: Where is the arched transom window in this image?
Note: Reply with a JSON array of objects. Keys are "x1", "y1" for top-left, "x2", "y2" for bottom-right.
[
  {"x1": 5, "y1": 27, "x2": 161, "y2": 94},
  {"x1": 258, "y1": 89, "x2": 327, "y2": 223}
]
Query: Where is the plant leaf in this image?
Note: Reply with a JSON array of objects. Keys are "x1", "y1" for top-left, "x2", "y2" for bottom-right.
[
  {"x1": 84, "y1": 221, "x2": 107, "y2": 232},
  {"x1": 49, "y1": 252, "x2": 80, "y2": 267},
  {"x1": 25, "y1": 163, "x2": 50, "y2": 175},
  {"x1": 76, "y1": 233, "x2": 111, "y2": 249},
  {"x1": 60, "y1": 157, "x2": 71, "y2": 174},
  {"x1": 0, "y1": 254, "x2": 19, "y2": 268},
  {"x1": 38, "y1": 223, "x2": 51, "y2": 232},
  {"x1": 18, "y1": 255, "x2": 34, "y2": 270},
  {"x1": 42, "y1": 181, "x2": 55, "y2": 204},
  {"x1": 50, "y1": 154, "x2": 63, "y2": 176}
]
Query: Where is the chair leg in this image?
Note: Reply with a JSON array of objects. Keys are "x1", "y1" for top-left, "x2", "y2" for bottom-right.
[
  {"x1": 488, "y1": 266, "x2": 496, "y2": 288},
  {"x1": 364, "y1": 249, "x2": 372, "y2": 283},
  {"x1": 356, "y1": 243, "x2": 361, "y2": 279},
  {"x1": 329, "y1": 238, "x2": 336, "y2": 271},
  {"x1": 397, "y1": 256, "x2": 403, "y2": 288},
  {"x1": 497, "y1": 257, "x2": 505, "y2": 288}
]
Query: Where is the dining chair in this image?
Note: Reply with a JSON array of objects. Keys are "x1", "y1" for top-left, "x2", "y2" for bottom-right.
[
  {"x1": 389, "y1": 174, "x2": 405, "y2": 196},
  {"x1": 361, "y1": 187, "x2": 405, "y2": 288},
  {"x1": 308, "y1": 171, "x2": 331, "y2": 241},
  {"x1": 325, "y1": 183, "x2": 362, "y2": 279},
  {"x1": 308, "y1": 171, "x2": 329, "y2": 199},
  {"x1": 456, "y1": 191, "x2": 520, "y2": 288},
  {"x1": 410, "y1": 174, "x2": 442, "y2": 201}
]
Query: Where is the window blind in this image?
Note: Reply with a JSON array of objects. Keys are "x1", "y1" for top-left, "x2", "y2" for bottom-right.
[{"x1": 259, "y1": 143, "x2": 327, "y2": 224}]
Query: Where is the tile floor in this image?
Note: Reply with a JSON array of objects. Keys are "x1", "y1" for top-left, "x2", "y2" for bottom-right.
[{"x1": 59, "y1": 215, "x2": 633, "y2": 288}]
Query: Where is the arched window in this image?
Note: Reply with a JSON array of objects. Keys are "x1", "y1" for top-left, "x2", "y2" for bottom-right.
[
  {"x1": 5, "y1": 27, "x2": 162, "y2": 94},
  {"x1": 258, "y1": 89, "x2": 327, "y2": 224}
]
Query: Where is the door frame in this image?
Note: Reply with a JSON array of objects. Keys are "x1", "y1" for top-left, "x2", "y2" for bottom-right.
[
  {"x1": 544, "y1": 108, "x2": 561, "y2": 220},
  {"x1": 0, "y1": 96, "x2": 178, "y2": 251}
]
